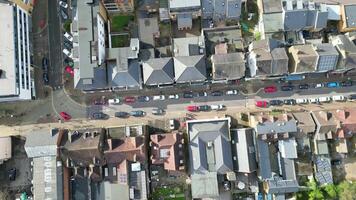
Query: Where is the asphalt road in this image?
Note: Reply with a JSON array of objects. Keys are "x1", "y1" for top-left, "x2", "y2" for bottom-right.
[{"x1": 48, "y1": 0, "x2": 63, "y2": 87}]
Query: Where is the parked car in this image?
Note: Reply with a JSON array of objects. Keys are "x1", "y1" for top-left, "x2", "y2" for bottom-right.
[
  {"x1": 198, "y1": 105, "x2": 210, "y2": 111},
  {"x1": 8, "y1": 168, "x2": 16, "y2": 181},
  {"x1": 137, "y1": 96, "x2": 150, "y2": 102},
  {"x1": 264, "y1": 86, "x2": 277, "y2": 93},
  {"x1": 341, "y1": 80, "x2": 353, "y2": 87},
  {"x1": 331, "y1": 159, "x2": 342, "y2": 166},
  {"x1": 183, "y1": 92, "x2": 194, "y2": 98},
  {"x1": 332, "y1": 95, "x2": 345, "y2": 101},
  {"x1": 130, "y1": 110, "x2": 146, "y2": 117},
  {"x1": 115, "y1": 112, "x2": 129, "y2": 118},
  {"x1": 168, "y1": 94, "x2": 179, "y2": 99},
  {"x1": 256, "y1": 101, "x2": 268, "y2": 108},
  {"x1": 269, "y1": 100, "x2": 283, "y2": 106},
  {"x1": 296, "y1": 98, "x2": 308, "y2": 104},
  {"x1": 153, "y1": 95, "x2": 165, "y2": 101},
  {"x1": 62, "y1": 48, "x2": 72, "y2": 58},
  {"x1": 326, "y1": 82, "x2": 339, "y2": 88},
  {"x1": 309, "y1": 98, "x2": 319, "y2": 104},
  {"x1": 283, "y1": 99, "x2": 296, "y2": 105},
  {"x1": 348, "y1": 94, "x2": 356, "y2": 101},
  {"x1": 196, "y1": 92, "x2": 207, "y2": 97},
  {"x1": 60, "y1": 9, "x2": 68, "y2": 20},
  {"x1": 211, "y1": 91, "x2": 223, "y2": 96},
  {"x1": 226, "y1": 90, "x2": 238, "y2": 95},
  {"x1": 91, "y1": 112, "x2": 108, "y2": 120},
  {"x1": 108, "y1": 98, "x2": 120, "y2": 105},
  {"x1": 42, "y1": 57, "x2": 48, "y2": 72},
  {"x1": 64, "y1": 32, "x2": 73, "y2": 42},
  {"x1": 152, "y1": 108, "x2": 164, "y2": 115},
  {"x1": 210, "y1": 104, "x2": 225, "y2": 110},
  {"x1": 63, "y1": 39, "x2": 72, "y2": 50},
  {"x1": 65, "y1": 66, "x2": 74, "y2": 76},
  {"x1": 187, "y1": 105, "x2": 199, "y2": 112},
  {"x1": 318, "y1": 96, "x2": 331, "y2": 103},
  {"x1": 281, "y1": 85, "x2": 294, "y2": 91},
  {"x1": 59, "y1": 1, "x2": 68, "y2": 8},
  {"x1": 298, "y1": 84, "x2": 309, "y2": 89},
  {"x1": 169, "y1": 119, "x2": 176, "y2": 130},
  {"x1": 60, "y1": 112, "x2": 71, "y2": 121},
  {"x1": 124, "y1": 96, "x2": 136, "y2": 103},
  {"x1": 315, "y1": 83, "x2": 324, "y2": 88}
]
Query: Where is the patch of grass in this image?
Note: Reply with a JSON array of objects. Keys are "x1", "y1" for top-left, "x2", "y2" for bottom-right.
[
  {"x1": 111, "y1": 15, "x2": 134, "y2": 32},
  {"x1": 150, "y1": 186, "x2": 185, "y2": 200},
  {"x1": 111, "y1": 35, "x2": 130, "y2": 48},
  {"x1": 63, "y1": 20, "x2": 72, "y2": 32}
]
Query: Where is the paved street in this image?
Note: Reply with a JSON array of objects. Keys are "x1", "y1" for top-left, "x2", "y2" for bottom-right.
[{"x1": 48, "y1": 0, "x2": 63, "y2": 87}]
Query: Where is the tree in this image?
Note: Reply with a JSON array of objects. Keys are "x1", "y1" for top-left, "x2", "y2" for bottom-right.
[
  {"x1": 307, "y1": 179, "x2": 324, "y2": 200},
  {"x1": 323, "y1": 184, "x2": 338, "y2": 200},
  {"x1": 337, "y1": 181, "x2": 356, "y2": 200}
]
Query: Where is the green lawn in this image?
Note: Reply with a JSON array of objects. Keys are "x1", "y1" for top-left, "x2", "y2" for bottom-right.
[
  {"x1": 111, "y1": 35, "x2": 130, "y2": 48},
  {"x1": 111, "y1": 15, "x2": 134, "y2": 32},
  {"x1": 150, "y1": 186, "x2": 185, "y2": 200}
]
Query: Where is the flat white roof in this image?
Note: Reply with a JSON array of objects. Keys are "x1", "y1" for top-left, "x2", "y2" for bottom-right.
[
  {"x1": 0, "y1": 137, "x2": 11, "y2": 161},
  {"x1": 0, "y1": 3, "x2": 17, "y2": 96},
  {"x1": 169, "y1": 0, "x2": 201, "y2": 9}
]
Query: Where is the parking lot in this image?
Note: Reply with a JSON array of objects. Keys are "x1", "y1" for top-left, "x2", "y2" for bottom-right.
[{"x1": 0, "y1": 137, "x2": 32, "y2": 199}]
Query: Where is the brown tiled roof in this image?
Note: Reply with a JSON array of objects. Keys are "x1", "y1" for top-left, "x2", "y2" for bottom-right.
[
  {"x1": 333, "y1": 108, "x2": 356, "y2": 137},
  {"x1": 150, "y1": 133, "x2": 184, "y2": 171},
  {"x1": 104, "y1": 136, "x2": 146, "y2": 165},
  {"x1": 292, "y1": 112, "x2": 316, "y2": 134}
]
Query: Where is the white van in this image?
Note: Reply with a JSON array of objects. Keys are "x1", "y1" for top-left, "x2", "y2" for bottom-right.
[
  {"x1": 318, "y1": 96, "x2": 331, "y2": 103},
  {"x1": 332, "y1": 95, "x2": 345, "y2": 101},
  {"x1": 64, "y1": 32, "x2": 73, "y2": 42},
  {"x1": 108, "y1": 98, "x2": 120, "y2": 105},
  {"x1": 296, "y1": 98, "x2": 308, "y2": 104},
  {"x1": 211, "y1": 104, "x2": 225, "y2": 110}
]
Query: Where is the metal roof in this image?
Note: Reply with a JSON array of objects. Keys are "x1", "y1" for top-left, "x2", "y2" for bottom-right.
[
  {"x1": 174, "y1": 55, "x2": 207, "y2": 83},
  {"x1": 231, "y1": 128, "x2": 257, "y2": 173},
  {"x1": 142, "y1": 57, "x2": 174, "y2": 85}
]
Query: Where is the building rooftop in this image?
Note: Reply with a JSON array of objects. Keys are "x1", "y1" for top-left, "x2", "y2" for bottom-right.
[
  {"x1": 98, "y1": 181, "x2": 129, "y2": 200},
  {"x1": 191, "y1": 172, "x2": 219, "y2": 199},
  {"x1": 315, "y1": 43, "x2": 339, "y2": 56},
  {"x1": 0, "y1": 137, "x2": 11, "y2": 163},
  {"x1": 314, "y1": 155, "x2": 333, "y2": 185},
  {"x1": 138, "y1": 17, "x2": 159, "y2": 48},
  {"x1": 0, "y1": 3, "x2": 17, "y2": 96},
  {"x1": 265, "y1": 177, "x2": 299, "y2": 194},
  {"x1": 187, "y1": 118, "x2": 233, "y2": 174},
  {"x1": 345, "y1": 5, "x2": 356, "y2": 28},
  {"x1": 211, "y1": 52, "x2": 246, "y2": 80},
  {"x1": 289, "y1": 44, "x2": 318, "y2": 73},
  {"x1": 142, "y1": 57, "x2": 175, "y2": 85},
  {"x1": 292, "y1": 112, "x2": 316, "y2": 134},
  {"x1": 150, "y1": 132, "x2": 184, "y2": 171},
  {"x1": 32, "y1": 156, "x2": 63, "y2": 200},
  {"x1": 278, "y1": 138, "x2": 298, "y2": 159},
  {"x1": 174, "y1": 55, "x2": 207, "y2": 83},
  {"x1": 311, "y1": 110, "x2": 338, "y2": 136},
  {"x1": 231, "y1": 128, "x2": 257, "y2": 173},
  {"x1": 263, "y1": 0, "x2": 283, "y2": 13},
  {"x1": 169, "y1": 0, "x2": 201, "y2": 9},
  {"x1": 173, "y1": 36, "x2": 205, "y2": 57},
  {"x1": 256, "y1": 120, "x2": 297, "y2": 135},
  {"x1": 25, "y1": 129, "x2": 62, "y2": 158}
]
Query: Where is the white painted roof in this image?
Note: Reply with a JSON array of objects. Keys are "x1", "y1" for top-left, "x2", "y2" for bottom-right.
[
  {"x1": 0, "y1": 4, "x2": 17, "y2": 96},
  {"x1": 169, "y1": 0, "x2": 201, "y2": 9}
]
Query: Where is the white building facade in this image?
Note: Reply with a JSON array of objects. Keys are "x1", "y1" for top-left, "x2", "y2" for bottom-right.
[{"x1": 0, "y1": 2, "x2": 33, "y2": 102}]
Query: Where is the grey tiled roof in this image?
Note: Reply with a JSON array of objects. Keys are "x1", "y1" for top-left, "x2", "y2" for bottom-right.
[
  {"x1": 109, "y1": 60, "x2": 141, "y2": 88},
  {"x1": 174, "y1": 55, "x2": 207, "y2": 83},
  {"x1": 188, "y1": 118, "x2": 233, "y2": 174},
  {"x1": 256, "y1": 139, "x2": 272, "y2": 179},
  {"x1": 280, "y1": 157, "x2": 297, "y2": 180},
  {"x1": 256, "y1": 120, "x2": 297, "y2": 135},
  {"x1": 201, "y1": 0, "x2": 242, "y2": 20},
  {"x1": 142, "y1": 57, "x2": 174, "y2": 85},
  {"x1": 74, "y1": 67, "x2": 108, "y2": 91},
  {"x1": 266, "y1": 177, "x2": 299, "y2": 194}
]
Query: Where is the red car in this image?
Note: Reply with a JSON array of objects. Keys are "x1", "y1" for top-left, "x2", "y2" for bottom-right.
[
  {"x1": 264, "y1": 86, "x2": 277, "y2": 93},
  {"x1": 65, "y1": 66, "x2": 74, "y2": 76},
  {"x1": 187, "y1": 105, "x2": 199, "y2": 112},
  {"x1": 256, "y1": 101, "x2": 268, "y2": 108},
  {"x1": 60, "y1": 112, "x2": 71, "y2": 121},
  {"x1": 124, "y1": 96, "x2": 136, "y2": 103}
]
